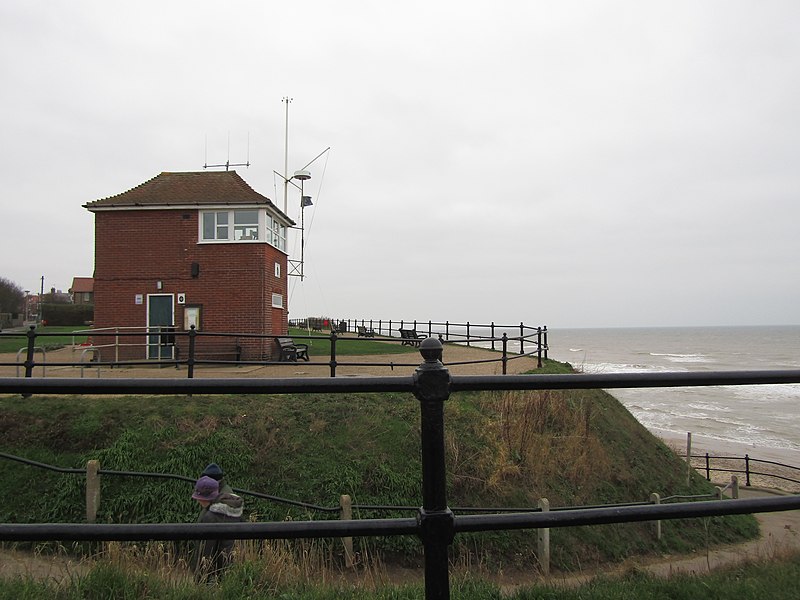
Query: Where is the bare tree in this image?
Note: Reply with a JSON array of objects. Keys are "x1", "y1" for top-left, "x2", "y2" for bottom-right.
[{"x1": 0, "y1": 276, "x2": 25, "y2": 315}]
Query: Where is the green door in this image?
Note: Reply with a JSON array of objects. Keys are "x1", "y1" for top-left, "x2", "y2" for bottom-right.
[{"x1": 147, "y1": 295, "x2": 174, "y2": 360}]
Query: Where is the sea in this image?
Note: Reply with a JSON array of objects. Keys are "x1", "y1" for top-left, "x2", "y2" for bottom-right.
[{"x1": 543, "y1": 326, "x2": 800, "y2": 461}]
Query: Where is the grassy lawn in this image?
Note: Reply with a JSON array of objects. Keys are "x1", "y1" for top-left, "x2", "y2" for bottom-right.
[
  {"x1": 288, "y1": 327, "x2": 419, "y2": 356},
  {"x1": 0, "y1": 326, "x2": 90, "y2": 353}
]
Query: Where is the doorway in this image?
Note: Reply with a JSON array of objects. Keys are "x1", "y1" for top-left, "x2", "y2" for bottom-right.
[{"x1": 147, "y1": 294, "x2": 175, "y2": 360}]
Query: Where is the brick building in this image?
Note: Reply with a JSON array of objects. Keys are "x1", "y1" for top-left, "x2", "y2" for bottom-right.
[
  {"x1": 84, "y1": 171, "x2": 295, "y2": 362},
  {"x1": 69, "y1": 277, "x2": 94, "y2": 305}
]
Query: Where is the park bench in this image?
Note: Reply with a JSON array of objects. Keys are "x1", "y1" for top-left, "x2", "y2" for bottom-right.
[
  {"x1": 357, "y1": 325, "x2": 376, "y2": 337},
  {"x1": 399, "y1": 328, "x2": 425, "y2": 347},
  {"x1": 277, "y1": 337, "x2": 309, "y2": 362}
]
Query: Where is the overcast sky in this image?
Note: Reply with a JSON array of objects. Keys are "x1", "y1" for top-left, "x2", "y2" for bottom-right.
[{"x1": 2, "y1": 1, "x2": 798, "y2": 329}]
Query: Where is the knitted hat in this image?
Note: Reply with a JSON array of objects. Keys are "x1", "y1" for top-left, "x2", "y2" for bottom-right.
[
  {"x1": 201, "y1": 463, "x2": 224, "y2": 481},
  {"x1": 192, "y1": 476, "x2": 219, "y2": 501}
]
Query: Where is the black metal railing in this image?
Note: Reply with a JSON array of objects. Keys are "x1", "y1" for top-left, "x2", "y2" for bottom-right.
[
  {"x1": 686, "y1": 453, "x2": 800, "y2": 488},
  {"x1": 289, "y1": 317, "x2": 548, "y2": 355},
  {"x1": 2, "y1": 339, "x2": 800, "y2": 600},
  {"x1": 1, "y1": 323, "x2": 547, "y2": 377}
]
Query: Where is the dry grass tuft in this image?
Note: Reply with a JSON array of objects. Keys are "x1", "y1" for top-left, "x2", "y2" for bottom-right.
[{"x1": 450, "y1": 390, "x2": 612, "y2": 503}]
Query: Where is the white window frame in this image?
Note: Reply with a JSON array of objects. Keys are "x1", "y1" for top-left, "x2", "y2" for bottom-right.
[
  {"x1": 268, "y1": 215, "x2": 287, "y2": 252},
  {"x1": 271, "y1": 293, "x2": 284, "y2": 308},
  {"x1": 200, "y1": 208, "x2": 288, "y2": 252}
]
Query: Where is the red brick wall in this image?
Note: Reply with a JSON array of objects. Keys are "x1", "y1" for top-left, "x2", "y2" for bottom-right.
[{"x1": 92, "y1": 209, "x2": 289, "y2": 361}]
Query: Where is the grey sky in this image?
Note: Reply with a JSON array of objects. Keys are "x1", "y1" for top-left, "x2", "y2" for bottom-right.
[{"x1": 2, "y1": 1, "x2": 798, "y2": 328}]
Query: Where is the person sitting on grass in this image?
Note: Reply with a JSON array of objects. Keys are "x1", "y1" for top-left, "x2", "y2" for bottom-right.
[{"x1": 191, "y1": 475, "x2": 244, "y2": 584}]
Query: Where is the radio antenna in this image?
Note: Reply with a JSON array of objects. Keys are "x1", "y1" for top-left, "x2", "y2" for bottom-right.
[{"x1": 203, "y1": 131, "x2": 251, "y2": 171}]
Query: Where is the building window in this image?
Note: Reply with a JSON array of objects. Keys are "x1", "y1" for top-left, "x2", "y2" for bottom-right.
[
  {"x1": 200, "y1": 209, "x2": 287, "y2": 251},
  {"x1": 202, "y1": 211, "x2": 229, "y2": 240},
  {"x1": 274, "y1": 262, "x2": 281, "y2": 278},
  {"x1": 233, "y1": 210, "x2": 259, "y2": 240},
  {"x1": 268, "y1": 216, "x2": 287, "y2": 251},
  {"x1": 271, "y1": 293, "x2": 284, "y2": 308}
]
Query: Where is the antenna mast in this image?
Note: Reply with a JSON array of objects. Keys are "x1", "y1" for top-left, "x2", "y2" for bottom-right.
[
  {"x1": 203, "y1": 131, "x2": 251, "y2": 171},
  {"x1": 283, "y1": 96, "x2": 293, "y2": 213}
]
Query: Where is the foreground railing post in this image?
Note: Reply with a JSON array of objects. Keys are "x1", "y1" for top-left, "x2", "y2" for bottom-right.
[
  {"x1": 340, "y1": 494, "x2": 355, "y2": 567},
  {"x1": 537, "y1": 498, "x2": 550, "y2": 575},
  {"x1": 24, "y1": 325, "x2": 36, "y2": 379},
  {"x1": 542, "y1": 326, "x2": 548, "y2": 359},
  {"x1": 649, "y1": 492, "x2": 661, "y2": 541},
  {"x1": 86, "y1": 460, "x2": 100, "y2": 523},
  {"x1": 187, "y1": 326, "x2": 197, "y2": 379},
  {"x1": 745, "y1": 454, "x2": 751, "y2": 487},
  {"x1": 536, "y1": 327, "x2": 543, "y2": 368},
  {"x1": 501, "y1": 333, "x2": 508, "y2": 375},
  {"x1": 412, "y1": 337, "x2": 453, "y2": 600},
  {"x1": 330, "y1": 331, "x2": 338, "y2": 378}
]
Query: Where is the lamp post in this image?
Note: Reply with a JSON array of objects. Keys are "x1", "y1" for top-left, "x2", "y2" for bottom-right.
[
  {"x1": 292, "y1": 169, "x2": 312, "y2": 281},
  {"x1": 23, "y1": 290, "x2": 29, "y2": 324}
]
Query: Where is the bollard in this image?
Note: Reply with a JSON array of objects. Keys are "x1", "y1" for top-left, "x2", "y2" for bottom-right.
[
  {"x1": 731, "y1": 475, "x2": 739, "y2": 499},
  {"x1": 650, "y1": 493, "x2": 662, "y2": 541},
  {"x1": 412, "y1": 337, "x2": 453, "y2": 600},
  {"x1": 340, "y1": 494, "x2": 355, "y2": 568},
  {"x1": 86, "y1": 460, "x2": 101, "y2": 523},
  {"x1": 537, "y1": 498, "x2": 550, "y2": 576}
]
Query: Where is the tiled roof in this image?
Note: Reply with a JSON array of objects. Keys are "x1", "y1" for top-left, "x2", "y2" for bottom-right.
[
  {"x1": 70, "y1": 277, "x2": 94, "y2": 293},
  {"x1": 84, "y1": 171, "x2": 292, "y2": 221}
]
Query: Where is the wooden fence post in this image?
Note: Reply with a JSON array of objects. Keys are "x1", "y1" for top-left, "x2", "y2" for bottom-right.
[
  {"x1": 537, "y1": 498, "x2": 550, "y2": 576},
  {"x1": 650, "y1": 492, "x2": 662, "y2": 541},
  {"x1": 340, "y1": 494, "x2": 354, "y2": 567},
  {"x1": 731, "y1": 475, "x2": 739, "y2": 499},
  {"x1": 86, "y1": 460, "x2": 100, "y2": 523}
]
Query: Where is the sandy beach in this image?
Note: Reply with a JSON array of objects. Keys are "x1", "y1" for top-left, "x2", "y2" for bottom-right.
[{"x1": 657, "y1": 429, "x2": 800, "y2": 493}]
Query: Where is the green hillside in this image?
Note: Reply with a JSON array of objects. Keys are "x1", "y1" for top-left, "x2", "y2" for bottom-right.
[{"x1": 0, "y1": 359, "x2": 757, "y2": 572}]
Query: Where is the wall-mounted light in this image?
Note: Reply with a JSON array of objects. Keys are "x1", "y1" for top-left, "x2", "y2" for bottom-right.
[{"x1": 156, "y1": 281, "x2": 163, "y2": 290}]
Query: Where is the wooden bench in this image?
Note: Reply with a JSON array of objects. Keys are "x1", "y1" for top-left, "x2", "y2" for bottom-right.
[
  {"x1": 357, "y1": 325, "x2": 376, "y2": 338},
  {"x1": 277, "y1": 337, "x2": 309, "y2": 362},
  {"x1": 399, "y1": 328, "x2": 425, "y2": 347}
]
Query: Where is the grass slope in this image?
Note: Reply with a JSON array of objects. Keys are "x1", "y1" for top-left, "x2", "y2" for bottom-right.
[{"x1": 0, "y1": 359, "x2": 756, "y2": 572}]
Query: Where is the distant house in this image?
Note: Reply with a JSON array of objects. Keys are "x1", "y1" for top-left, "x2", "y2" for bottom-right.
[
  {"x1": 69, "y1": 277, "x2": 94, "y2": 305},
  {"x1": 84, "y1": 171, "x2": 295, "y2": 362}
]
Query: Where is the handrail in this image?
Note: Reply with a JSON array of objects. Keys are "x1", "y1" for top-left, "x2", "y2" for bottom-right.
[
  {"x1": 1, "y1": 350, "x2": 800, "y2": 600},
  {"x1": 682, "y1": 452, "x2": 800, "y2": 488},
  {"x1": 2, "y1": 326, "x2": 548, "y2": 377},
  {"x1": 0, "y1": 450, "x2": 780, "y2": 518}
]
